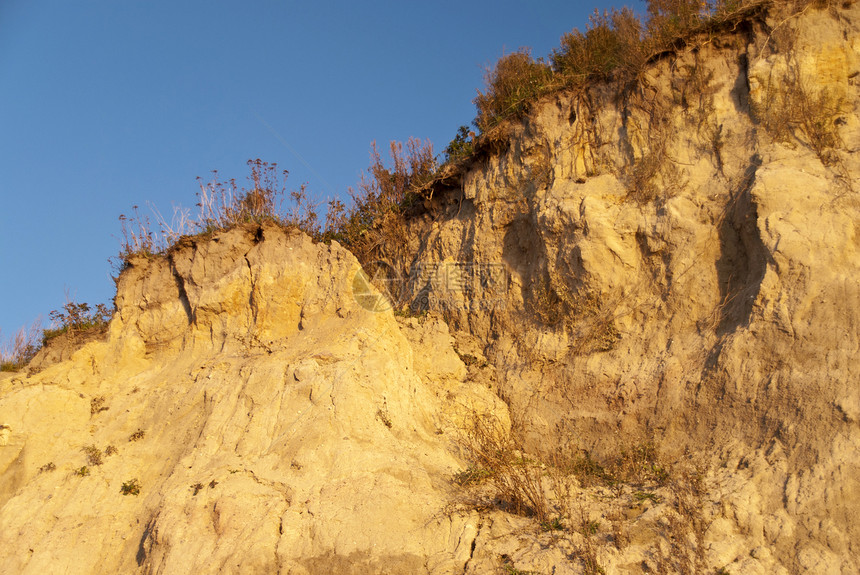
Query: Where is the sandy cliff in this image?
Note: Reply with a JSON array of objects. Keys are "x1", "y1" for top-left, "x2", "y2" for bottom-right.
[{"x1": 1, "y1": 3, "x2": 859, "y2": 574}]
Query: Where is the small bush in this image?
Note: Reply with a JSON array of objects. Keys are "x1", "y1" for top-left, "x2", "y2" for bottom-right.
[
  {"x1": 552, "y1": 8, "x2": 646, "y2": 84},
  {"x1": 646, "y1": 0, "x2": 708, "y2": 45},
  {"x1": 473, "y1": 49, "x2": 555, "y2": 132},
  {"x1": 129, "y1": 429, "x2": 145, "y2": 442},
  {"x1": 38, "y1": 462, "x2": 57, "y2": 473},
  {"x1": 443, "y1": 125, "x2": 475, "y2": 164},
  {"x1": 105, "y1": 445, "x2": 118, "y2": 456},
  {"x1": 74, "y1": 466, "x2": 90, "y2": 477},
  {"x1": 120, "y1": 478, "x2": 141, "y2": 496},
  {"x1": 43, "y1": 298, "x2": 112, "y2": 344}
]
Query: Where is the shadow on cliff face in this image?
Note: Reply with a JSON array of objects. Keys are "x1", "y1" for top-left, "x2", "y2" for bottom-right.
[{"x1": 714, "y1": 160, "x2": 767, "y2": 335}]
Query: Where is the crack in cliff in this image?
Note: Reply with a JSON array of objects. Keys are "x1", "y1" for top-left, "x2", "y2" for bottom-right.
[
  {"x1": 168, "y1": 255, "x2": 194, "y2": 326},
  {"x1": 461, "y1": 519, "x2": 482, "y2": 574},
  {"x1": 244, "y1": 252, "x2": 258, "y2": 329}
]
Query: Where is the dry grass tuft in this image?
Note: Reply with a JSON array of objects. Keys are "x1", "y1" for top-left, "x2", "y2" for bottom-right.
[
  {"x1": 0, "y1": 318, "x2": 42, "y2": 372},
  {"x1": 457, "y1": 413, "x2": 551, "y2": 523}
]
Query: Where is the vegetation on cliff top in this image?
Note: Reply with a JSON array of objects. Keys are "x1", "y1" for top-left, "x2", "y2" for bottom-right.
[{"x1": 472, "y1": 0, "x2": 841, "y2": 134}]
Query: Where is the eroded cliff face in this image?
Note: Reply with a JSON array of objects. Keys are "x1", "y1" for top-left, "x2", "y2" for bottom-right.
[
  {"x1": 1, "y1": 4, "x2": 858, "y2": 575},
  {"x1": 0, "y1": 224, "x2": 506, "y2": 574},
  {"x1": 394, "y1": 3, "x2": 860, "y2": 573}
]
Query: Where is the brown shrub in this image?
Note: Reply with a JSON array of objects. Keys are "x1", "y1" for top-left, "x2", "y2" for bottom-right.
[
  {"x1": 323, "y1": 138, "x2": 436, "y2": 307},
  {"x1": 457, "y1": 413, "x2": 551, "y2": 523}
]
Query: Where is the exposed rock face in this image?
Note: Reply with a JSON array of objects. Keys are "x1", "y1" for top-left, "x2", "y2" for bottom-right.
[
  {"x1": 0, "y1": 224, "x2": 504, "y2": 574},
  {"x1": 393, "y1": 4, "x2": 860, "y2": 573}
]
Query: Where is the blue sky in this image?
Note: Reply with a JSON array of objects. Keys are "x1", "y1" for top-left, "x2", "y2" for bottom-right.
[{"x1": 0, "y1": 0, "x2": 645, "y2": 339}]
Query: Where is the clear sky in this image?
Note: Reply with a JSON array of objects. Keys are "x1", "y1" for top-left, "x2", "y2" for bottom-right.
[{"x1": 0, "y1": 0, "x2": 645, "y2": 339}]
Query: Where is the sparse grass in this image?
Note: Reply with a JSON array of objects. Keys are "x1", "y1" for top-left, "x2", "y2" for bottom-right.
[
  {"x1": 105, "y1": 445, "x2": 118, "y2": 456},
  {"x1": 120, "y1": 478, "x2": 141, "y2": 496},
  {"x1": 540, "y1": 516, "x2": 565, "y2": 532},
  {"x1": 0, "y1": 319, "x2": 42, "y2": 371},
  {"x1": 528, "y1": 274, "x2": 621, "y2": 353},
  {"x1": 118, "y1": 159, "x2": 322, "y2": 265},
  {"x1": 458, "y1": 413, "x2": 551, "y2": 523},
  {"x1": 454, "y1": 349, "x2": 487, "y2": 368},
  {"x1": 499, "y1": 555, "x2": 539, "y2": 575},
  {"x1": 453, "y1": 466, "x2": 491, "y2": 487},
  {"x1": 580, "y1": 518, "x2": 601, "y2": 536},
  {"x1": 634, "y1": 490, "x2": 662, "y2": 503}
]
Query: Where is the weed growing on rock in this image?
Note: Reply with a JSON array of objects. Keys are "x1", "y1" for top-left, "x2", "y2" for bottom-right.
[
  {"x1": 74, "y1": 466, "x2": 90, "y2": 477},
  {"x1": 453, "y1": 466, "x2": 491, "y2": 487},
  {"x1": 129, "y1": 429, "x2": 145, "y2": 442},
  {"x1": 38, "y1": 462, "x2": 56, "y2": 473},
  {"x1": 120, "y1": 479, "x2": 141, "y2": 496},
  {"x1": 540, "y1": 517, "x2": 566, "y2": 532},
  {"x1": 752, "y1": 55, "x2": 847, "y2": 167},
  {"x1": 500, "y1": 555, "x2": 539, "y2": 575},
  {"x1": 104, "y1": 445, "x2": 118, "y2": 456}
]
